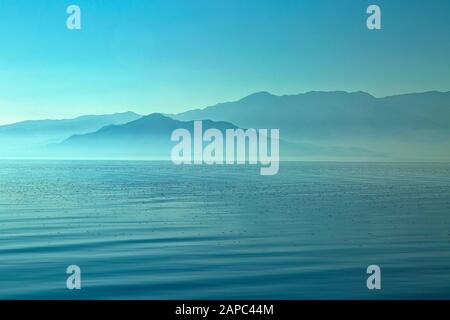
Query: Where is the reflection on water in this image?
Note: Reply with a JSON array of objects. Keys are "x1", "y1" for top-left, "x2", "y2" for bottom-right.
[{"x1": 0, "y1": 161, "x2": 449, "y2": 299}]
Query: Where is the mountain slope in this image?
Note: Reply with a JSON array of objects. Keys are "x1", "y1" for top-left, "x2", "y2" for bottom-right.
[
  {"x1": 0, "y1": 111, "x2": 142, "y2": 140},
  {"x1": 174, "y1": 91, "x2": 450, "y2": 137},
  {"x1": 173, "y1": 91, "x2": 450, "y2": 160},
  {"x1": 52, "y1": 113, "x2": 379, "y2": 160},
  {"x1": 0, "y1": 111, "x2": 142, "y2": 156},
  {"x1": 52, "y1": 114, "x2": 240, "y2": 159}
]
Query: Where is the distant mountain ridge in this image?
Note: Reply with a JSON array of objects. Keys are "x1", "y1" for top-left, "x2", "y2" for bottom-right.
[
  {"x1": 0, "y1": 111, "x2": 141, "y2": 135},
  {"x1": 172, "y1": 90, "x2": 450, "y2": 160},
  {"x1": 1, "y1": 91, "x2": 450, "y2": 160},
  {"x1": 64, "y1": 113, "x2": 239, "y2": 144},
  {"x1": 0, "y1": 111, "x2": 142, "y2": 139},
  {"x1": 52, "y1": 113, "x2": 241, "y2": 159},
  {"x1": 0, "y1": 111, "x2": 142, "y2": 156},
  {"x1": 174, "y1": 91, "x2": 450, "y2": 138},
  {"x1": 55, "y1": 113, "x2": 379, "y2": 160}
]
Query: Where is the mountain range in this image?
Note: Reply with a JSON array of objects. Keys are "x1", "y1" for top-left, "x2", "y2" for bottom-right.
[
  {"x1": 174, "y1": 91, "x2": 450, "y2": 139},
  {"x1": 50, "y1": 114, "x2": 240, "y2": 159},
  {"x1": 0, "y1": 111, "x2": 141, "y2": 156},
  {"x1": 1, "y1": 91, "x2": 449, "y2": 160},
  {"x1": 173, "y1": 91, "x2": 450, "y2": 160}
]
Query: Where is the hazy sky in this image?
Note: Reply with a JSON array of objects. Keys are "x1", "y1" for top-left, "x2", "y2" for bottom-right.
[{"x1": 0, "y1": 0, "x2": 449, "y2": 124}]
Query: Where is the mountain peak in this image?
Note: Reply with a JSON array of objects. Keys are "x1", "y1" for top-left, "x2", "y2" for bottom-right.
[
  {"x1": 141, "y1": 113, "x2": 173, "y2": 121},
  {"x1": 120, "y1": 111, "x2": 141, "y2": 116},
  {"x1": 239, "y1": 91, "x2": 275, "y2": 102},
  {"x1": 247, "y1": 91, "x2": 273, "y2": 97}
]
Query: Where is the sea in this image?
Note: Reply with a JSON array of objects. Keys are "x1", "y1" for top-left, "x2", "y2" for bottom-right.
[{"x1": 0, "y1": 161, "x2": 449, "y2": 299}]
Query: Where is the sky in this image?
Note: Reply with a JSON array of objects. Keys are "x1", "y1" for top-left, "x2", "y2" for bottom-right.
[{"x1": 0, "y1": 0, "x2": 449, "y2": 124}]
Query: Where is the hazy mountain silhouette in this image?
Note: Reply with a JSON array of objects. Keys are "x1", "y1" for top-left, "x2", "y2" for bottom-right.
[
  {"x1": 174, "y1": 91, "x2": 450, "y2": 138},
  {"x1": 52, "y1": 114, "x2": 241, "y2": 159},
  {"x1": 173, "y1": 91, "x2": 450, "y2": 160},
  {"x1": 2, "y1": 90, "x2": 449, "y2": 160},
  {"x1": 51, "y1": 113, "x2": 379, "y2": 160},
  {"x1": 0, "y1": 112, "x2": 142, "y2": 157}
]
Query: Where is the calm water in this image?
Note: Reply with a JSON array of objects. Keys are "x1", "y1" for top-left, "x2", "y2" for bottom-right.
[{"x1": 0, "y1": 161, "x2": 449, "y2": 299}]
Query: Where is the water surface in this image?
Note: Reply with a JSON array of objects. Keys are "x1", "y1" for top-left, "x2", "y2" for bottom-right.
[{"x1": 0, "y1": 161, "x2": 449, "y2": 299}]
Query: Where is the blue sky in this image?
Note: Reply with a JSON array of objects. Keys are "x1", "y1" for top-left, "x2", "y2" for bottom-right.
[{"x1": 0, "y1": 0, "x2": 449, "y2": 124}]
